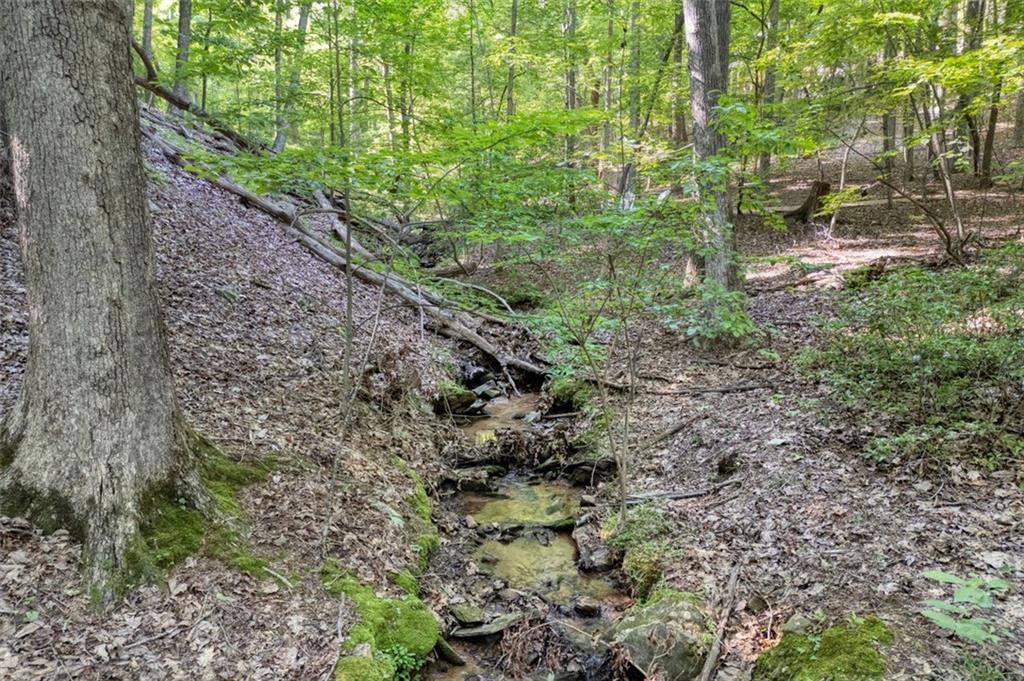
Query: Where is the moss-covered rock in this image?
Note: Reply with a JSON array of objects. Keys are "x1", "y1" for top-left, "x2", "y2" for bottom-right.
[
  {"x1": 435, "y1": 382, "x2": 476, "y2": 414},
  {"x1": 608, "y1": 589, "x2": 712, "y2": 679},
  {"x1": 548, "y1": 375, "x2": 594, "y2": 410},
  {"x1": 753, "y1": 616, "x2": 893, "y2": 681},
  {"x1": 334, "y1": 653, "x2": 395, "y2": 681},
  {"x1": 319, "y1": 561, "x2": 440, "y2": 679}
]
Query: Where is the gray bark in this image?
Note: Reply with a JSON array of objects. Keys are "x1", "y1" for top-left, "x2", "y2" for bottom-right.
[
  {"x1": 683, "y1": 0, "x2": 737, "y2": 289},
  {"x1": 757, "y1": 0, "x2": 778, "y2": 177},
  {"x1": 671, "y1": 30, "x2": 688, "y2": 147},
  {"x1": 1016, "y1": 93, "x2": 1024, "y2": 147},
  {"x1": 273, "y1": 0, "x2": 312, "y2": 153},
  {"x1": 0, "y1": 0, "x2": 192, "y2": 602},
  {"x1": 173, "y1": 0, "x2": 193, "y2": 110},
  {"x1": 507, "y1": 0, "x2": 518, "y2": 117}
]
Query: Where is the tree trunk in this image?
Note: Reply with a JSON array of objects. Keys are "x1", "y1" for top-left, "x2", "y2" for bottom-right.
[
  {"x1": 507, "y1": 0, "x2": 518, "y2": 117},
  {"x1": 273, "y1": 0, "x2": 312, "y2": 153},
  {"x1": 671, "y1": 30, "x2": 688, "y2": 147},
  {"x1": 979, "y1": 79, "x2": 1002, "y2": 187},
  {"x1": 757, "y1": 0, "x2": 778, "y2": 177},
  {"x1": 348, "y1": 0, "x2": 359, "y2": 148},
  {"x1": 142, "y1": 0, "x2": 156, "y2": 105},
  {"x1": 0, "y1": 0, "x2": 194, "y2": 603},
  {"x1": 172, "y1": 0, "x2": 193, "y2": 111},
  {"x1": 1014, "y1": 93, "x2": 1024, "y2": 147},
  {"x1": 564, "y1": 0, "x2": 578, "y2": 157},
  {"x1": 601, "y1": 0, "x2": 614, "y2": 159},
  {"x1": 882, "y1": 38, "x2": 897, "y2": 208},
  {"x1": 468, "y1": 0, "x2": 478, "y2": 128},
  {"x1": 903, "y1": 103, "x2": 915, "y2": 183},
  {"x1": 683, "y1": 0, "x2": 737, "y2": 290}
]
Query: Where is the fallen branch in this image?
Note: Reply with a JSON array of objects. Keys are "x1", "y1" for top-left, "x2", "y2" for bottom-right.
[
  {"x1": 643, "y1": 383, "x2": 771, "y2": 396},
  {"x1": 625, "y1": 477, "x2": 743, "y2": 505},
  {"x1": 698, "y1": 564, "x2": 741, "y2": 681},
  {"x1": 132, "y1": 40, "x2": 261, "y2": 153},
  {"x1": 144, "y1": 129, "x2": 545, "y2": 377}
]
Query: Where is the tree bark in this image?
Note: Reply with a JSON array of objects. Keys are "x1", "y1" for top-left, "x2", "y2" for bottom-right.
[
  {"x1": 683, "y1": 0, "x2": 737, "y2": 289},
  {"x1": 173, "y1": 0, "x2": 193, "y2": 112},
  {"x1": 0, "y1": 0, "x2": 194, "y2": 603},
  {"x1": 671, "y1": 30, "x2": 688, "y2": 147},
  {"x1": 507, "y1": 0, "x2": 518, "y2": 117},
  {"x1": 273, "y1": 0, "x2": 312, "y2": 153},
  {"x1": 757, "y1": 0, "x2": 778, "y2": 177},
  {"x1": 979, "y1": 79, "x2": 1002, "y2": 187}
]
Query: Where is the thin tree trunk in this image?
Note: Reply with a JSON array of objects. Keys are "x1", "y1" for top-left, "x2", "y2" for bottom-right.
[
  {"x1": 0, "y1": 0, "x2": 195, "y2": 604},
  {"x1": 980, "y1": 79, "x2": 1002, "y2": 187},
  {"x1": 142, "y1": 0, "x2": 156, "y2": 105},
  {"x1": 903, "y1": 104, "x2": 915, "y2": 183},
  {"x1": 1015, "y1": 93, "x2": 1024, "y2": 146},
  {"x1": 273, "y1": 0, "x2": 285, "y2": 149},
  {"x1": 200, "y1": 8, "x2": 212, "y2": 111},
  {"x1": 684, "y1": 0, "x2": 737, "y2": 289},
  {"x1": 348, "y1": 0, "x2": 359, "y2": 148},
  {"x1": 273, "y1": 0, "x2": 312, "y2": 152},
  {"x1": 671, "y1": 30, "x2": 688, "y2": 147},
  {"x1": 507, "y1": 0, "x2": 518, "y2": 117},
  {"x1": 564, "y1": 0, "x2": 578, "y2": 157},
  {"x1": 757, "y1": 0, "x2": 778, "y2": 177},
  {"x1": 882, "y1": 39, "x2": 897, "y2": 208},
  {"x1": 172, "y1": 0, "x2": 193, "y2": 112},
  {"x1": 468, "y1": 0, "x2": 478, "y2": 128},
  {"x1": 628, "y1": 0, "x2": 640, "y2": 133},
  {"x1": 602, "y1": 0, "x2": 614, "y2": 158}
]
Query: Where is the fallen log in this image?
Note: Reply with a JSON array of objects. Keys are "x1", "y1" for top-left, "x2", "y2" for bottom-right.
[
  {"x1": 144, "y1": 128, "x2": 545, "y2": 378},
  {"x1": 132, "y1": 40, "x2": 261, "y2": 153}
]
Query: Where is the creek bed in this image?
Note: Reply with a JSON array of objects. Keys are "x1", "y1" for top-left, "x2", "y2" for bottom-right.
[{"x1": 425, "y1": 393, "x2": 629, "y2": 680}]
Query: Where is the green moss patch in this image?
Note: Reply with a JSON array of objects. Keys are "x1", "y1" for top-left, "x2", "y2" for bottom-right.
[
  {"x1": 394, "y1": 458, "x2": 440, "y2": 572},
  {"x1": 548, "y1": 375, "x2": 593, "y2": 410},
  {"x1": 130, "y1": 434, "x2": 275, "y2": 581},
  {"x1": 334, "y1": 654, "x2": 396, "y2": 681},
  {"x1": 321, "y1": 562, "x2": 440, "y2": 680},
  {"x1": 754, "y1": 616, "x2": 893, "y2": 681}
]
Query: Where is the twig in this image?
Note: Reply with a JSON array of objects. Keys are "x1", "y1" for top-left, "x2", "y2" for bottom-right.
[
  {"x1": 699, "y1": 564, "x2": 741, "y2": 681},
  {"x1": 625, "y1": 477, "x2": 744, "y2": 505}
]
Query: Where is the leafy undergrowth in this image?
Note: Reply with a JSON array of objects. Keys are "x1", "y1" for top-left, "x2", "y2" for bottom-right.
[
  {"x1": 799, "y1": 245, "x2": 1024, "y2": 476},
  {"x1": 753, "y1": 616, "x2": 893, "y2": 681}
]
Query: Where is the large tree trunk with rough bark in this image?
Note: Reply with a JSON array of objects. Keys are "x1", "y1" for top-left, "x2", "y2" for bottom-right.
[
  {"x1": 0, "y1": 0, "x2": 195, "y2": 604},
  {"x1": 683, "y1": 0, "x2": 737, "y2": 290}
]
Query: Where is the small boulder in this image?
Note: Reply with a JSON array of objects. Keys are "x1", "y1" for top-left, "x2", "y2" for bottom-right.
[
  {"x1": 573, "y1": 522, "x2": 617, "y2": 573},
  {"x1": 608, "y1": 592, "x2": 712, "y2": 680}
]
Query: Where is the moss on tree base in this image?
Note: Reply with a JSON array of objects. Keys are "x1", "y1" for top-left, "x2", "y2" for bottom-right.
[
  {"x1": 126, "y1": 433, "x2": 276, "y2": 585},
  {"x1": 753, "y1": 616, "x2": 893, "y2": 681}
]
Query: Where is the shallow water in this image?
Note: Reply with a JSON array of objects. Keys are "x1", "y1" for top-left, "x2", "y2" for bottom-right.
[
  {"x1": 475, "y1": 532, "x2": 617, "y2": 604},
  {"x1": 459, "y1": 393, "x2": 541, "y2": 443},
  {"x1": 464, "y1": 480, "x2": 580, "y2": 528}
]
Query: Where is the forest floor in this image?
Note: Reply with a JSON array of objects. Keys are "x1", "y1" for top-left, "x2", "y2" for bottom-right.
[{"x1": 1, "y1": 119, "x2": 1022, "y2": 680}]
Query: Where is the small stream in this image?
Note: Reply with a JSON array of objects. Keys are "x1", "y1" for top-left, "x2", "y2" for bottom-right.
[{"x1": 426, "y1": 392, "x2": 628, "y2": 680}]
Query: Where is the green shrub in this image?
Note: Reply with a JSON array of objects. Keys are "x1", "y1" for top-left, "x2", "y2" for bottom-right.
[{"x1": 799, "y1": 247, "x2": 1024, "y2": 470}]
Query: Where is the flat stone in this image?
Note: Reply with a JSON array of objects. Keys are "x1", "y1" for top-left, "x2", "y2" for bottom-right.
[
  {"x1": 450, "y1": 612, "x2": 524, "y2": 639},
  {"x1": 451, "y1": 604, "x2": 485, "y2": 626},
  {"x1": 574, "y1": 596, "x2": 602, "y2": 617}
]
